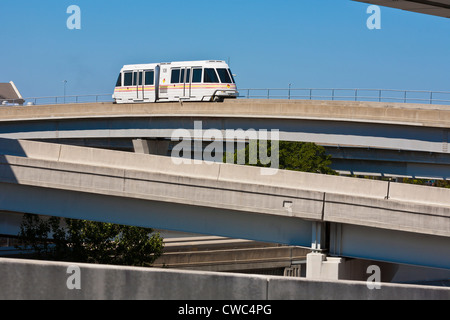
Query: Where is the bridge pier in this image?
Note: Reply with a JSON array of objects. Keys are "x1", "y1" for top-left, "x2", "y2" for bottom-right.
[
  {"x1": 132, "y1": 138, "x2": 170, "y2": 156},
  {"x1": 307, "y1": 221, "x2": 401, "y2": 282},
  {"x1": 306, "y1": 253, "x2": 341, "y2": 280},
  {"x1": 306, "y1": 253, "x2": 400, "y2": 282}
]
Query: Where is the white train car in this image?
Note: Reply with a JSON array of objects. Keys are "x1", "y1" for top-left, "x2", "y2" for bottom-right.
[{"x1": 113, "y1": 60, "x2": 238, "y2": 103}]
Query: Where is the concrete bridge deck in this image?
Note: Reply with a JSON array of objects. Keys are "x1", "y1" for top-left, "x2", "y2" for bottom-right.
[
  {"x1": 0, "y1": 138, "x2": 449, "y2": 269},
  {"x1": 1, "y1": 99, "x2": 450, "y2": 179},
  {"x1": 1, "y1": 99, "x2": 450, "y2": 128}
]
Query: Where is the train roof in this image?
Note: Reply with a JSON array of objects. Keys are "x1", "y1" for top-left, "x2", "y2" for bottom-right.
[{"x1": 121, "y1": 60, "x2": 229, "y2": 71}]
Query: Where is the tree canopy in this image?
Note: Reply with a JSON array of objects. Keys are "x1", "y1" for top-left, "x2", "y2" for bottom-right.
[
  {"x1": 17, "y1": 214, "x2": 164, "y2": 267},
  {"x1": 225, "y1": 140, "x2": 337, "y2": 175}
]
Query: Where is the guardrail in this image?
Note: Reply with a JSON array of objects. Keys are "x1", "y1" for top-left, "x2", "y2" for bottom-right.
[
  {"x1": 238, "y1": 88, "x2": 450, "y2": 105},
  {"x1": 1, "y1": 88, "x2": 450, "y2": 106},
  {"x1": 0, "y1": 94, "x2": 113, "y2": 106}
]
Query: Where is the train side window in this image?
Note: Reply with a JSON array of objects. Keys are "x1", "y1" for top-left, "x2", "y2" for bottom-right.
[
  {"x1": 204, "y1": 68, "x2": 219, "y2": 83},
  {"x1": 124, "y1": 72, "x2": 133, "y2": 86},
  {"x1": 171, "y1": 69, "x2": 180, "y2": 84},
  {"x1": 145, "y1": 70, "x2": 154, "y2": 85},
  {"x1": 116, "y1": 73, "x2": 122, "y2": 87},
  {"x1": 192, "y1": 68, "x2": 202, "y2": 83},
  {"x1": 217, "y1": 68, "x2": 232, "y2": 84}
]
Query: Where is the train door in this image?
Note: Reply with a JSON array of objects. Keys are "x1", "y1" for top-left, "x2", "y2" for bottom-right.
[
  {"x1": 182, "y1": 68, "x2": 192, "y2": 99},
  {"x1": 134, "y1": 70, "x2": 144, "y2": 101},
  {"x1": 143, "y1": 69, "x2": 155, "y2": 102},
  {"x1": 154, "y1": 65, "x2": 160, "y2": 102},
  {"x1": 157, "y1": 65, "x2": 171, "y2": 100},
  {"x1": 191, "y1": 67, "x2": 203, "y2": 100}
]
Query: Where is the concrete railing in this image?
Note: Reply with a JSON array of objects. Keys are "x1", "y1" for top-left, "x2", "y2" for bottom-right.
[{"x1": 0, "y1": 258, "x2": 448, "y2": 300}]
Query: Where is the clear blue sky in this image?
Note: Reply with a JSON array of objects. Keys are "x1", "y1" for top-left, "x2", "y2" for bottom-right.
[{"x1": 1, "y1": 0, "x2": 449, "y2": 98}]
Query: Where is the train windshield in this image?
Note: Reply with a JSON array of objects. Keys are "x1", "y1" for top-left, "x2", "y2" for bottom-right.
[
  {"x1": 228, "y1": 69, "x2": 235, "y2": 84},
  {"x1": 217, "y1": 68, "x2": 233, "y2": 84},
  {"x1": 116, "y1": 74, "x2": 122, "y2": 87}
]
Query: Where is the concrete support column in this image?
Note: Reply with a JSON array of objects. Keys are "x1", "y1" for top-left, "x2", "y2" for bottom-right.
[
  {"x1": 306, "y1": 252, "x2": 401, "y2": 282},
  {"x1": 133, "y1": 139, "x2": 170, "y2": 156},
  {"x1": 311, "y1": 221, "x2": 326, "y2": 252},
  {"x1": 306, "y1": 253, "x2": 345, "y2": 280}
]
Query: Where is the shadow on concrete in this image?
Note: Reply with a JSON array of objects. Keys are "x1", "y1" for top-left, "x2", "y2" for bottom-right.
[{"x1": 0, "y1": 138, "x2": 27, "y2": 185}]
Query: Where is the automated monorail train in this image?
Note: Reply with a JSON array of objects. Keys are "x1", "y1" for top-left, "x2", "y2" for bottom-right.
[{"x1": 113, "y1": 60, "x2": 238, "y2": 103}]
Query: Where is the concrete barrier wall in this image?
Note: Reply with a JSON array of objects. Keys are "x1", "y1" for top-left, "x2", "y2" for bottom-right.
[
  {"x1": 0, "y1": 258, "x2": 448, "y2": 300},
  {"x1": 9, "y1": 138, "x2": 450, "y2": 207},
  {"x1": 1, "y1": 139, "x2": 449, "y2": 238},
  {"x1": 0, "y1": 138, "x2": 61, "y2": 161},
  {"x1": 0, "y1": 138, "x2": 393, "y2": 200},
  {"x1": 389, "y1": 182, "x2": 450, "y2": 207}
]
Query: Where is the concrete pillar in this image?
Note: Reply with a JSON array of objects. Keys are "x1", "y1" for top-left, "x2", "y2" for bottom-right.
[
  {"x1": 132, "y1": 139, "x2": 149, "y2": 154},
  {"x1": 306, "y1": 252, "x2": 400, "y2": 282},
  {"x1": 133, "y1": 139, "x2": 170, "y2": 156},
  {"x1": 306, "y1": 253, "x2": 344, "y2": 280}
]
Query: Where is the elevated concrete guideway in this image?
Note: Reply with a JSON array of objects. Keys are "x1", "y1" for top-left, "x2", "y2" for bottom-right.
[
  {"x1": 0, "y1": 139, "x2": 449, "y2": 270},
  {"x1": 1, "y1": 99, "x2": 450, "y2": 179},
  {"x1": 2, "y1": 99, "x2": 450, "y2": 129}
]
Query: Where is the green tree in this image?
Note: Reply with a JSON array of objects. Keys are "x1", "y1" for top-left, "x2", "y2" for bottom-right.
[
  {"x1": 17, "y1": 214, "x2": 164, "y2": 267},
  {"x1": 278, "y1": 141, "x2": 337, "y2": 174},
  {"x1": 16, "y1": 214, "x2": 60, "y2": 259},
  {"x1": 224, "y1": 140, "x2": 337, "y2": 175}
]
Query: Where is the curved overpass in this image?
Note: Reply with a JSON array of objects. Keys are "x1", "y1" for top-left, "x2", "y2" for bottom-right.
[
  {"x1": 0, "y1": 139, "x2": 449, "y2": 269},
  {"x1": 1, "y1": 99, "x2": 450, "y2": 179}
]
